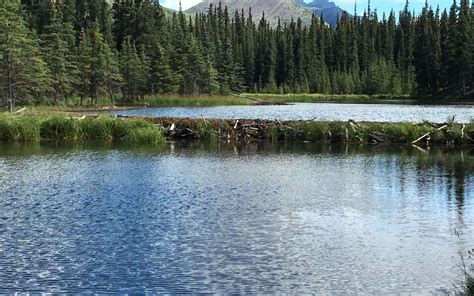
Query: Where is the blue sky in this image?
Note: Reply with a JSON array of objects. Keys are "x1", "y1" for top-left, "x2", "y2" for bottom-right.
[
  {"x1": 337, "y1": 0, "x2": 453, "y2": 16},
  {"x1": 160, "y1": 0, "x2": 454, "y2": 16}
]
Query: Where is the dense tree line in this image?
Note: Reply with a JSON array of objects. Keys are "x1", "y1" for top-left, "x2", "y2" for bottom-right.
[{"x1": 0, "y1": 0, "x2": 473, "y2": 110}]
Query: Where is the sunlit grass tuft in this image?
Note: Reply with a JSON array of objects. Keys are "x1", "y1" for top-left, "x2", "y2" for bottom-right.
[
  {"x1": 0, "y1": 114, "x2": 165, "y2": 145},
  {"x1": 0, "y1": 114, "x2": 41, "y2": 142},
  {"x1": 140, "y1": 95, "x2": 252, "y2": 107},
  {"x1": 124, "y1": 126, "x2": 165, "y2": 145},
  {"x1": 195, "y1": 123, "x2": 218, "y2": 141},
  {"x1": 245, "y1": 93, "x2": 411, "y2": 104},
  {"x1": 40, "y1": 116, "x2": 82, "y2": 140}
]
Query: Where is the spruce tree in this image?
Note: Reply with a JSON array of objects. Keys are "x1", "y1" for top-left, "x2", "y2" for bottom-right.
[
  {"x1": 89, "y1": 22, "x2": 108, "y2": 104},
  {"x1": 456, "y1": 0, "x2": 473, "y2": 95},
  {"x1": 0, "y1": 0, "x2": 50, "y2": 111},
  {"x1": 397, "y1": 1, "x2": 416, "y2": 93},
  {"x1": 439, "y1": 9, "x2": 451, "y2": 92},
  {"x1": 414, "y1": 2, "x2": 441, "y2": 94},
  {"x1": 120, "y1": 37, "x2": 147, "y2": 101},
  {"x1": 102, "y1": 45, "x2": 122, "y2": 104},
  {"x1": 77, "y1": 28, "x2": 91, "y2": 105},
  {"x1": 41, "y1": 5, "x2": 78, "y2": 104},
  {"x1": 149, "y1": 44, "x2": 181, "y2": 94},
  {"x1": 242, "y1": 10, "x2": 256, "y2": 91}
]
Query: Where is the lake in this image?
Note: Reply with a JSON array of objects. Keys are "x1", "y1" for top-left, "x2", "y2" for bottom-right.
[
  {"x1": 0, "y1": 142, "x2": 473, "y2": 293},
  {"x1": 113, "y1": 102, "x2": 474, "y2": 123}
]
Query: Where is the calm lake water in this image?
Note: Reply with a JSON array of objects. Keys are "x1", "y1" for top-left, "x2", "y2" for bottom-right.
[
  {"x1": 113, "y1": 103, "x2": 474, "y2": 123},
  {"x1": 0, "y1": 142, "x2": 473, "y2": 294}
]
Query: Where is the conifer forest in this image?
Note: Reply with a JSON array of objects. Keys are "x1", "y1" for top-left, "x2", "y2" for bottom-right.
[{"x1": 1, "y1": 0, "x2": 473, "y2": 111}]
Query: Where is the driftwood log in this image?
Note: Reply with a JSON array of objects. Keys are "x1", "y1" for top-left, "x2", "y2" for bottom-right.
[{"x1": 412, "y1": 125, "x2": 448, "y2": 144}]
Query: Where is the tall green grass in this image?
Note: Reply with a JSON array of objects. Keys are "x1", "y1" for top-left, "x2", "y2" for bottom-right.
[
  {"x1": 195, "y1": 123, "x2": 218, "y2": 142},
  {"x1": 459, "y1": 274, "x2": 474, "y2": 296},
  {"x1": 140, "y1": 95, "x2": 251, "y2": 107},
  {"x1": 124, "y1": 126, "x2": 165, "y2": 145},
  {"x1": 265, "y1": 121, "x2": 473, "y2": 144},
  {"x1": 0, "y1": 114, "x2": 164, "y2": 145},
  {"x1": 0, "y1": 114, "x2": 41, "y2": 142},
  {"x1": 40, "y1": 94, "x2": 252, "y2": 107},
  {"x1": 245, "y1": 93, "x2": 412, "y2": 104},
  {"x1": 40, "y1": 116, "x2": 81, "y2": 140}
]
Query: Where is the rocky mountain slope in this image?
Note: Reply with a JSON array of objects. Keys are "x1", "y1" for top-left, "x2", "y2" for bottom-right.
[
  {"x1": 186, "y1": 0, "x2": 314, "y2": 25},
  {"x1": 296, "y1": 0, "x2": 347, "y2": 25},
  {"x1": 186, "y1": 0, "x2": 347, "y2": 26}
]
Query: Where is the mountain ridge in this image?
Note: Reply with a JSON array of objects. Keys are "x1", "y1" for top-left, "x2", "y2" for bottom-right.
[
  {"x1": 296, "y1": 0, "x2": 347, "y2": 25},
  {"x1": 185, "y1": 0, "x2": 348, "y2": 26},
  {"x1": 186, "y1": 0, "x2": 314, "y2": 26}
]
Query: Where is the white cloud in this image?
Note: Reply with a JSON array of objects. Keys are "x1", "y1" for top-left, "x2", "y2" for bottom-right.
[{"x1": 160, "y1": 0, "x2": 202, "y2": 10}]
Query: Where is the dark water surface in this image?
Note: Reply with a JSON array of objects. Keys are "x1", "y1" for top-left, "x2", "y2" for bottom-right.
[
  {"x1": 0, "y1": 142, "x2": 473, "y2": 294},
  {"x1": 112, "y1": 103, "x2": 474, "y2": 123}
]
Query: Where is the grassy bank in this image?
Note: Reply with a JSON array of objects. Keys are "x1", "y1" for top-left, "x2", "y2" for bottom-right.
[
  {"x1": 0, "y1": 114, "x2": 164, "y2": 145},
  {"x1": 66, "y1": 94, "x2": 253, "y2": 107},
  {"x1": 8, "y1": 95, "x2": 253, "y2": 116},
  {"x1": 139, "y1": 95, "x2": 252, "y2": 107},
  {"x1": 244, "y1": 93, "x2": 413, "y2": 104},
  {"x1": 151, "y1": 117, "x2": 474, "y2": 146},
  {"x1": 244, "y1": 93, "x2": 474, "y2": 104}
]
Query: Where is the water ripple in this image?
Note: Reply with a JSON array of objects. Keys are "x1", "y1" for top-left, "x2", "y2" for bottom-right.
[{"x1": 0, "y1": 143, "x2": 473, "y2": 293}]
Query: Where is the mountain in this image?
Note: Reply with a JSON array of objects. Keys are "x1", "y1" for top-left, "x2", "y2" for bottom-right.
[
  {"x1": 296, "y1": 0, "x2": 347, "y2": 26},
  {"x1": 186, "y1": 0, "x2": 314, "y2": 26},
  {"x1": 186, "y1": 0, "x2": 348, "y2": 26}
]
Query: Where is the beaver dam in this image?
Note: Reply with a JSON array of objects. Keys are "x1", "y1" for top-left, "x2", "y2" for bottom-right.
[
  {"x1": 147, "y1": 116, "x2": 474, "y2": 146},
  {"x1": 1, "y1": 114, "x2": 473, "y2": 146}
]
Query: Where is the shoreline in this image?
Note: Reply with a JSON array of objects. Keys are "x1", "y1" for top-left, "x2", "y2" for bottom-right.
[{"x1": 8, "y1": 94, "x2": 474, "y2": 117}]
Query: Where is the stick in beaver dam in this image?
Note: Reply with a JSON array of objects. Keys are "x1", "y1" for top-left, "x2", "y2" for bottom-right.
[
  {"x1": 348, "y1": 119, "x2": 360, "y2": 132},
  {"x1": 14, "y1": 107, "x2": 26, "y2": 114},
  {"x1": 411, "y1": 124, "x2": 448, "y2": 144}
]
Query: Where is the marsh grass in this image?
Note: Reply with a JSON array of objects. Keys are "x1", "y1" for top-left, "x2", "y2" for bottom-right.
[
  {"x1": 124, "y1": 126, "x2": 165, "y2": 145},
  {"x1": 263, "y1": 121, "x2": 472, "y2": 144},
  {"x1": 0, "y1": 115, "x2": 164, "y2": 145},
  {"x1": 246, "y1": 93, "x2": 411, "y2": 104},
  {"x1": 139, "y1": 95, "x2": 252, "y2": 107},
  {"x1": 195, "y1": 123, "x2": 219, "y2": 142},
  {"x1": 40, "y1": 116, "x2": 82, "y2": 140},
  {"x1": 459, "y1": 274, "x2": 474, "y2": 296},
  {"x1": 455, "y1": 249, "x2": 474, "y2": 296},
  {"x1": 0, "y1": 114, "x2": 41, "y2": 142},
  {"x1": 81, "y1": 117, "x2": 115, "y2": 140}
]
